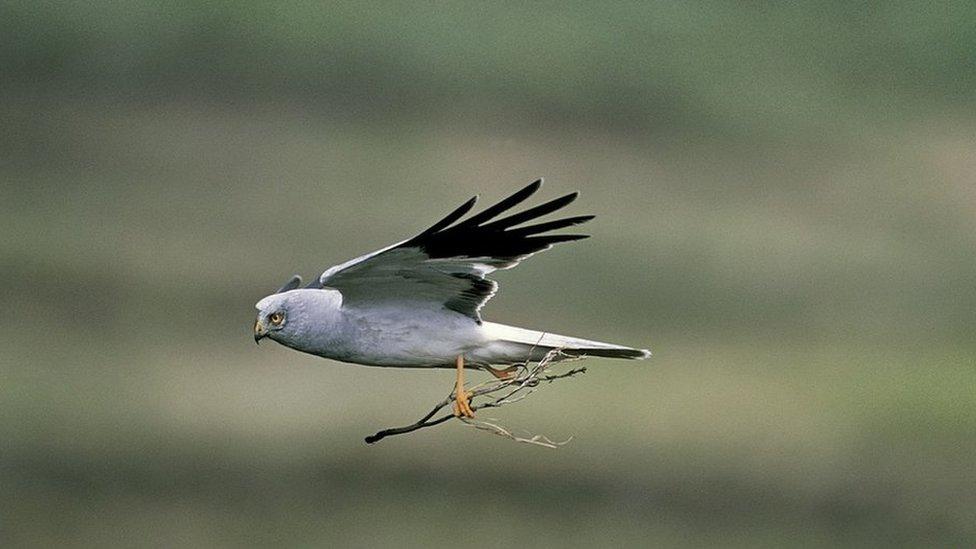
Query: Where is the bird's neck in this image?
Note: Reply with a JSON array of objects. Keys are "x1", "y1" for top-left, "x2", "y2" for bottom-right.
[{"x1": 280, "y1": 289, "x2": 344, "y2": 354}]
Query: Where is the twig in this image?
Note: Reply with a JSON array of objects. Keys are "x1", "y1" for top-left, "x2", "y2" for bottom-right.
[{"x1": 364, "y1": 349, "x2": 585, "y2": 445}]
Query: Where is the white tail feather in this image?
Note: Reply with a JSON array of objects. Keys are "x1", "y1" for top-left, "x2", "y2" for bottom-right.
[{"x1": 479, "y1": 322, "x2": 651, "y2": 363}]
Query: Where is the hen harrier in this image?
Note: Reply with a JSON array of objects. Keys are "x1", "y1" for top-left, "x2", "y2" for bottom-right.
[{"x1": 254, "y1": 179, "x2": 650, "y2": 417}]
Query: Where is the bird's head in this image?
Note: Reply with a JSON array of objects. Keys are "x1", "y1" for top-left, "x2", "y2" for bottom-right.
[{"x1": 253, "y1": 292, "x2": 296, "y2": 344}]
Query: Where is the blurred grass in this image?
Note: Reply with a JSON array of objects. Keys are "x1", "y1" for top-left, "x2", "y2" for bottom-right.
[
  {"x1": 2, "y1": 2, "x2": 976, "y2": 547},
  {"x1": 4, "y1": 1, "x2": 976, "y2": 137}
]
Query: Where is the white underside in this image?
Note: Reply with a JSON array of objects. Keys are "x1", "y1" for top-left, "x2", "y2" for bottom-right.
[
  {"x1": 308, "y1": 311, "x2": 647, "y2": 368},
  {"x1": 469, "y1": 321, "x2": 647, "y2": 364},
  {"x1": 265, "y1": 289, "x2": 649, "y2": 368}
]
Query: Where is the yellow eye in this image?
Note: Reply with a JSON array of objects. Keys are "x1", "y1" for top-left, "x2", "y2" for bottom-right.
[{"x1": 269, "y1": 312, "x2": 284, "y2": 326}]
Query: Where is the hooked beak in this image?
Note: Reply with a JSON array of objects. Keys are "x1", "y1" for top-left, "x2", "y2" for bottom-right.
[{"x1": 254, "y1": 318, "x2": 267, "y2": 344}]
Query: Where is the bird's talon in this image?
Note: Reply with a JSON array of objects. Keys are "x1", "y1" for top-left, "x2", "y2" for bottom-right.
[
  {"x1": 453, "y1": 390, "x2": 475, "y2": 418},
  {"x1": 453, "y1": 355, "x2": 475, "y2": 418}
]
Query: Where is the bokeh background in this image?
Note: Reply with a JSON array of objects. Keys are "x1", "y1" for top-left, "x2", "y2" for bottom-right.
[{"x1": 3, "y1": 2, "x2": 975, "y2": 546}]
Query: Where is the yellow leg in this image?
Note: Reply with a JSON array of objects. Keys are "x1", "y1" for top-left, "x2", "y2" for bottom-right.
[{"x1": 452, "y1": 355, "x2": 475, "y2": 418}]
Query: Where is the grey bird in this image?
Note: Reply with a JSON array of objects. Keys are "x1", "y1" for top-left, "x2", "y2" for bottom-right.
[{"x1": 254, "y1": 179, "x2": 650, "y2": 417}]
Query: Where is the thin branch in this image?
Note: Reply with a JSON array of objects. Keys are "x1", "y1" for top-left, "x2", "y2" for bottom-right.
[
  {"x1": 364, "y1": 349, "x2": 585, "y2": 445},
  {"x1": 460, "y1": 418, "x2": 574, "y2": 448}
]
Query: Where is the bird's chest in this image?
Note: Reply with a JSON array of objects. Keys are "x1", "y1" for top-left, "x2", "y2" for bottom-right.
[{"x1": 325, "y1": 306, "x2": 480, "y2": 367}]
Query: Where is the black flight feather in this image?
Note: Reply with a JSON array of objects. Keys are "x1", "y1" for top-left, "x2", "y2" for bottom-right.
[
  {"x1": 481, "y1": 192, "x2": 579, "y2": 230},
  {"x1": 450, "y1": 179, "x2": 542, "y2": 229},
  {"x1": 415, "y1": 195, "x2": 478, "y2": 238},
  {"x1": 314, "y1": 180, "x2": 593, "y2": 323},
  {"x1": 507, "y1": 215, "x2": 595, "y2": 236},
  {"x1": 398, "y1": 179, "x2": 592, "y2": 262}
]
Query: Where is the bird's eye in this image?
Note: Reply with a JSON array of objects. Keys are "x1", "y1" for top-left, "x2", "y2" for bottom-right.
[{"x1": 269, "y1": 312, "x2": 284, "y2": 325}]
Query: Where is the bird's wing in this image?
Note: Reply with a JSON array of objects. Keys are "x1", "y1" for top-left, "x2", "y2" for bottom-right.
[{"x1": 312, "y1": 179, "x2": 593, "y2": 322}]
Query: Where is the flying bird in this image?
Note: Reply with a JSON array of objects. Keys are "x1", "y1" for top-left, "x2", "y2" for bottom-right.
[{"x1": 254, "y1": 179, "x2": 650, "y2": 417}]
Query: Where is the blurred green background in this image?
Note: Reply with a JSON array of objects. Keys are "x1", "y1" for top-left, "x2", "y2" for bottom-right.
[{"x1": 3, "y1": 2, "x2": 975, "y2": 547}]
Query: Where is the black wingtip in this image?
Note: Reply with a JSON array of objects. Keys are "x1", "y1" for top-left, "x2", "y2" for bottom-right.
[
  {"x1": 514, "y1": 178, "x2": 544, "y2": 199},
  {"x1": 416, "y1": 195, "x2": 479, "y2": 237},
  {"x1": 524, "y1": 233, "x2": 590, "y2": 248},
  {"x1": 520, "y1": 178, "x2": 544, "y2": 197},
  {"x1": 556, "y1": 191, "x2": 579, "y2": 207},
  {"x1": 507, "y1": 214, "x2": 595, "y2": 236},
  {"x1": 458, "y1": 195, "x2": 479, "y2": 215},
  {"x1": 455, "y1": 180, "x2": 544, "y2": 228},
  {"x1": 549, "y1": 233, "x2": 591, "y2": 242},
  {"x1": 558, "y1": 191, "x2": 579, "y2": 206},
  {"x1": 482, "y1": 191, "x2": 582, "y2": 230},
  {"x1": 545, "y1": 191, "x2": 579, "y2": 211},
  {"x1": 399, "y1": 179, "x2": 589, "y2": 261},
  {"x1": 509, "y1": 179, "x2": 543, "y2": 201}
]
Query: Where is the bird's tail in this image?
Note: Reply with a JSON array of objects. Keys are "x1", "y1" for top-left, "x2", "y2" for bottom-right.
[{"x1": 478, "y1": 322, "x2": 651, "y2": 364}]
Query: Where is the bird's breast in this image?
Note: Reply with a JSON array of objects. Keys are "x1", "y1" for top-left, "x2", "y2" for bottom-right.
[{"x1": 305, "y1": 305, "x2": 485, "y2": 367}]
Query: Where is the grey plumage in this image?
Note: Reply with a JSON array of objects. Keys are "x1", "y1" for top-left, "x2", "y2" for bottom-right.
[{"x1": 254, "y1": 180, "x2": 650, "y2": 368}]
